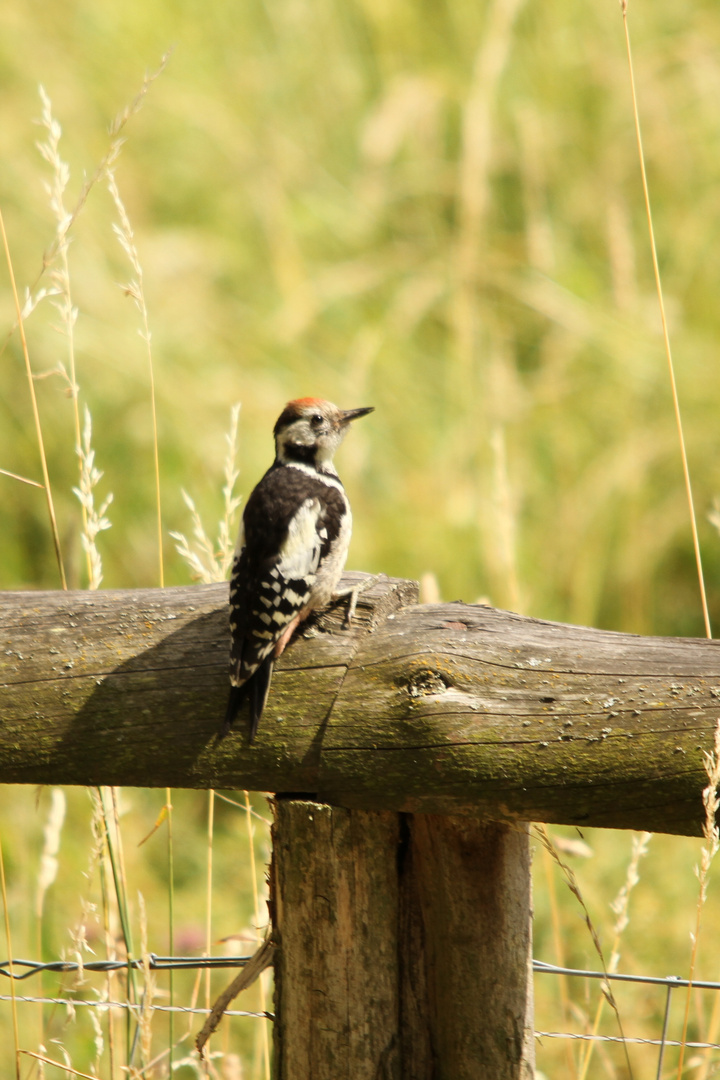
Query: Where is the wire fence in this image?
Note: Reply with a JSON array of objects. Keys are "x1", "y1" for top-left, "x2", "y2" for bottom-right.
[
  {"x1": 0, "y1": 953, "x2": 269, "y2": 1021},
  {"x1": 0, "y1": 954, "x2": 252, "y2": 980},
  {"x1": 534, "y1": 959, "x2": 720, "y2": 1077},
  {"x1": 2, "y1": 951, "x2": 719, "y2": 1060}
]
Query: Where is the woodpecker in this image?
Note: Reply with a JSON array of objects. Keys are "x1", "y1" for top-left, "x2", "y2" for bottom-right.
[{"x1": 224, "y1": 397, "x2": 374, "y2": 741}]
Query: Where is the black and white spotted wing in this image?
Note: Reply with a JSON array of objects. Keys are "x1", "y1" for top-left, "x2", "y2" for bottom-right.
[{"x1": 224, "y1": 463, "x2": 347, "y2": 739}]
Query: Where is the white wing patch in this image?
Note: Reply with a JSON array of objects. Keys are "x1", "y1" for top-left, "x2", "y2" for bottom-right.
[{"x1": 277, "y1": 497, "x2": 323, "y2": 580}]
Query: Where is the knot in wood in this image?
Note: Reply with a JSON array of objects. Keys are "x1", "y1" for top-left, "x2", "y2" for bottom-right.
[{"x1": 405, "y1": 668, "x2": 449, "y2": 698}]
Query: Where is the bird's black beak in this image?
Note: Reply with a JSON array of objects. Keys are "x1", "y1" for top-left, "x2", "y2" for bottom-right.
[{"x1": 340, "y1": 406, "x2": 374, "y2": 425}]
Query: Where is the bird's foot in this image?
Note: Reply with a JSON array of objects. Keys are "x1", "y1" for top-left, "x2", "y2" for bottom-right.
[{"x1": 333, "y1": 574, "x2": 385, "y2": 628}]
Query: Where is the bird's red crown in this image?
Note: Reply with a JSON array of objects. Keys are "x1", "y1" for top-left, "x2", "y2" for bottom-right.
[{"x1": 285, "y1": 396, "x2": 327, "y2": 412}]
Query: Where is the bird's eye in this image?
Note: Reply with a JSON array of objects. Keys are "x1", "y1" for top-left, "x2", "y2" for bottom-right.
[{"x1": 310, "y1": 413, "x2": 324, "y2": 426}]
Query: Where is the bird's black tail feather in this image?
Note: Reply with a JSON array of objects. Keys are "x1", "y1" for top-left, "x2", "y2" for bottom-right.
[
  {"x1": 247, "y1": 659, "x2": 274, "y2": 742},
  {"x1": 222, "y1": 658, "x2": 275, "y2": 743},
  {"x1": 222, "y1": 684, "x2": 247, "y2": 739}
]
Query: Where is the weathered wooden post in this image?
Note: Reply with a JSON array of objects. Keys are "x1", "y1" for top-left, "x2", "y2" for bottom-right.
[
  {"x1": 271, "y1": 803, "x2": 403, "y2": 1079},
  {"x1": 402, "y1": 815, "x2": 533, "y2": 1079},
  {"x1": 272, "y1": 804, "x2": 533, "y2": 1080}
]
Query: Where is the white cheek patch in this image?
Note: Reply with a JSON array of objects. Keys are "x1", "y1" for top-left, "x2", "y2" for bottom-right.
[{"x1": 277, "y1": 498, "x2": 323, "y2": 580}]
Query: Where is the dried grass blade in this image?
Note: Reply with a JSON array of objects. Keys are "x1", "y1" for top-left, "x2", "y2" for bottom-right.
[
  {"x1": 0, "y1": 205, "x2": 67, "y2": 588},
  {"x1": 621, "y1": 2, "x2": 711, "y2": 639}
]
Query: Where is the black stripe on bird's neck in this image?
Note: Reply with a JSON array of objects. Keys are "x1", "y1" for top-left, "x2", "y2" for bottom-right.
[
  {"x1": 275, "y1": 443, "x2": 342, "y2": 482},
  {"x1": 278, "y1": 442, "x2": 319, "y2": 467}
]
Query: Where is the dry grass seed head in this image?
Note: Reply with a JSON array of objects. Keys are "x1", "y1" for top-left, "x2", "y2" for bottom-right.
[
  {"x1": 137, "y1": 892, "x2": 156, "y2": 1068},
  {"x1": 72, "y1": 406, "x2": 113, "y2": 590},
  {"x1": 36, "y1": 787, "x2": 66, "y2": 921},
  {"x1": 171, "y1": 404, "x2": 242, "y2": 583}
]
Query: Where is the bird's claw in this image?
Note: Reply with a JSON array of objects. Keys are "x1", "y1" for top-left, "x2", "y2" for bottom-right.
[{"x1": 333, "y1": 574, "x2": 385, "y2": 628}]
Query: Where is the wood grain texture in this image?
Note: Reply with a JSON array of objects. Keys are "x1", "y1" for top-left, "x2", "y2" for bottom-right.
[
  {"x1": 2, "y1": 574, "x2": 720, "y2": 833},
  {"x1": 272, "y1": 800, "x2": 401, "y2": 1080},
  {"x1": 405, "y1": 817, "x2": 534, "y2": 1080},
  {"x1": 272, "y1": 802, "x2": 533, "y2": 1079}
]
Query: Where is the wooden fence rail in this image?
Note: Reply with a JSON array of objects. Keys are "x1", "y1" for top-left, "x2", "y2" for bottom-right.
[
  {"x1": 2, "y1": 573, "x2": 717, "y2": 1077},
  {"x1": 1, "y1": 573, "x2": 718, "y2": 834}
]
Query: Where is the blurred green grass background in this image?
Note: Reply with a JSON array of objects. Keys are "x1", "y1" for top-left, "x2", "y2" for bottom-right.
[
  {"x1": 3, "y1": 0, "x2": 720, "y2": 1075},
  {"x1": 2, "y1": 0, "x2": 720, "y2": 634}
]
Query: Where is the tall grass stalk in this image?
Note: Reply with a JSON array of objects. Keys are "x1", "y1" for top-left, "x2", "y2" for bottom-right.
[
  {"x1": 540, "y1": 842, "x2": 577, "y2": 1076},
  {"x1": 205, "y1": 789, "x2": 215, "y2": 1028},
  {"x1": 0, "y1": 468, "x2": 44, "y2": 487},
  {"x1": 0, "y1": 833, "x2": 21, "y2": 1080},
  {"x1": 165, "y1": 788, "x2": 175, "y2": 1076},
  {"x1": 73, "y1": 406, "x2": 113, "y2": 590},
  {"x1": 36, "y1": 53, "x2": 171, "y2": 311},
  {"x1": 243, "y1": 791, "x2": 271, "y2": 1080},
  {"x1": 106, "y1": 167, "x2": 164, "y2": 588},
  {"x1": 621, "y1": 1, "x2": 711, "y2": 639},
  {"x1": 36, "y1": 86, "x2": 89, "y2": 582},
  {"x1": 90, "y1": 789, "x2": 118, "y2": 1080},
  {"x1": 135, "y1": 789, "x2": 177, "y2": 1058},
  {"x1": 490, "y1": 422, "x2": 522, "y2": 613},
  {"x1": 19, "y1": 1050, "x2": 99, "y2": 1080},
  {"x1": 87, "y1": 1004, "x2": 105, "y2": 1078},
  {"x1": 534, "y1": 824, "x2": 634, "y2": 1078},
  {"x1": 137, "y1": 892, "x2": 156, "y2": 1071},
  {"x1": 221, "y1": 403, "x2": 243, "y2": 572},
  {"x1": 675, "y1": 720, "x2": 720, "y2": 1078},
  {"x1": 577, "y1": 830, "x2": 651, "y2": 1080},
  {"x1": 1, "y1": 53, "x2": 171, "y2": 367},
  {"x1": 171, "y1": 403, "x2": 242, "y2": 583},
  {"x1": 0, "y1": 205, "x2": 67, "y2": 589},
  {"x1": 35, "y1": 789, "x2": 67, "y2": 1054},
  {"x1": 697, "y1": 989, "x2": 720, "y2": 1080},
  {"x1": 37, "y1": 89, "x2": 114, "y2": 591},
  {"x1": 97, "y1": 787, "x2": 139, "y2": 1065}
]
